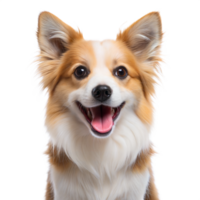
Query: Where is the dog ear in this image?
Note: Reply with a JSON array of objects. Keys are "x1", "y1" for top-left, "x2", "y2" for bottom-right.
[
  {"x1": 37, "y1": 12, "x2": 83, "y2": 59},
  {"x1": 117, "y1": 12, "x2": 162, "y2": 62}
]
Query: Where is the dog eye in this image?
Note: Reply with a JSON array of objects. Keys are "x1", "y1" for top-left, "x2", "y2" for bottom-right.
[
  {"x1": 74, "y1": 66, "x2": 89, "y2": 80},
  {"x1": 114, "y1": 66, "x2": 128, "y2": 79}
]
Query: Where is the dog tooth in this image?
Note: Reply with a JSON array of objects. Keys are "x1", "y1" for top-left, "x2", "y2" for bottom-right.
[
  {"x1": 87, "y1": 109, "x2": 91, "y2": 119},
  {"x1": 112, "y1": 108, "x2": 115, "y2": 116}
]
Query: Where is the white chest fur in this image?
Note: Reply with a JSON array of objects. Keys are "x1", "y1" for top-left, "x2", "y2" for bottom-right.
[{"x1": 50, "y1": 165, "x2": 149, "y2": 200}]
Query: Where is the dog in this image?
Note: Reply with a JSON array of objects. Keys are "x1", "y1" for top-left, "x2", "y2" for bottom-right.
[{"x1": 37, "y1": 11, "x2": 162, "y2": 200}]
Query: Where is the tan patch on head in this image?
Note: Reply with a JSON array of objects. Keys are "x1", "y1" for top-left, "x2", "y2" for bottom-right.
[
  {"x1": 50, "y1": 40, "x2": 96, "y2": 95},
  {"x1": 61, "y1": 40, "x2": 97, "y2": 76},
  {"x1": 98, "y1": 40, "x2": 139, "y2": 77}
]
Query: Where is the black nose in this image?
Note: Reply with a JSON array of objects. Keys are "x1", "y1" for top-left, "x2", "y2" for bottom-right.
[{"x1": 92, "y1": 85, "x2": 112, "y2": 102}]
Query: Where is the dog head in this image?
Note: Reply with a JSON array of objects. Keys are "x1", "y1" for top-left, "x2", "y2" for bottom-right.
[{"x1": 37, "y1": 11, "x2": 162, "y2": 138}]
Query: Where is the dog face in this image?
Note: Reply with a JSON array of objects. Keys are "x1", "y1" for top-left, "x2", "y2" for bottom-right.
[
  {"x1": 37, "y1": 12, "x2": 162, "y2": 173},
  {"x1": 53, "y1": 39, "x2": 143, "y2": 138}
]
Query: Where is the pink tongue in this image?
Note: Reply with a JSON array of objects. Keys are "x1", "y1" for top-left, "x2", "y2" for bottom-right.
[{"x1": 90, "y1": 106, "x2": 113, "y2": 134}]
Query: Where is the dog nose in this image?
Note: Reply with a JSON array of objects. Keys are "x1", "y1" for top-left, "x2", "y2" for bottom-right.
[{"x1": 92, "y1": 85, "x2": 112, "y2": 102}]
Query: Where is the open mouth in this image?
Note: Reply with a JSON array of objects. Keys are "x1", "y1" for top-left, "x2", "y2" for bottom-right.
[{"x1": 77, "y1": 101, "x2": 125, "y2": 137}]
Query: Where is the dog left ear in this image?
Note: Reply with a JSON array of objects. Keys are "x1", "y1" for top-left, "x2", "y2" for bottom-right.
[
  {"x1": 117, "y1": 12, "x2": 162, "y2": 63},
  {"x1": 37, "y1": 11, "x2": 83, "y2": 59}
]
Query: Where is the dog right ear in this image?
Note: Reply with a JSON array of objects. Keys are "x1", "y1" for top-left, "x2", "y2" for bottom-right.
[
  {"x1": 117, "y1": 12, "x2": 162, "y2": 63},
  {"x1": 37, "y1": 12, "x2": 83, "y2": 59}
]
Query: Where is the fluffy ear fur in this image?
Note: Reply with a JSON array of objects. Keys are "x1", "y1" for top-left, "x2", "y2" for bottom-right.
[
  {"x1": 117, "y1": 12, "x2": 162, "y2": 63},
  {"x1": 37, "y1": 11, "x2": 83, "y2": 59}
]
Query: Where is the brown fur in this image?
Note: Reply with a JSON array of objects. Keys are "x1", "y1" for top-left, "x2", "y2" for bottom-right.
[
  {"x1": 145, "y1": 167, "x2": 159, "y2": 200},
  {"x1": 45, "y1": 171, "x2": 54, "y2": 200},
  {"x1": 132, "y1": 148, "x2": 159, "y2": 200},
  {"x1": 45, "y1": 144, "x2": 71, "y2": 200}
]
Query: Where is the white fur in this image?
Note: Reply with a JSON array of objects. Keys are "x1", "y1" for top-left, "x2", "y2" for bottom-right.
[{"x1": 50, "y1": 165, "x2": 149, "y2": 200}]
